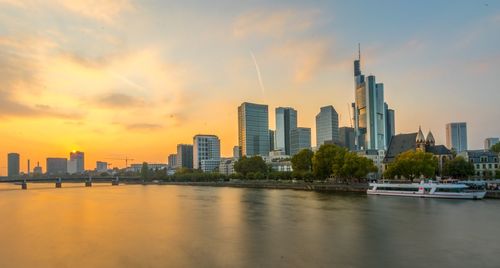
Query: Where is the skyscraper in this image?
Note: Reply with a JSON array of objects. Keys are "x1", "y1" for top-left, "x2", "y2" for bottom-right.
[
  {"x1": 385, "y1": 103, "x2": 395, "y2": 146},
  {"x1": 7, "y1": 153, "x2": 20, "y2": 177},
  {"x1": 446, "y1": 122, "x2": 468, "y2": 152},
  {"x1": 290, "y1": 127, "x2": 312, "y2": 156},
  {"x1": 339, "y1": 127, "x2": 356, "y2": 151},
  {"x1": 168, "y1": 154, "x2": 177, "y2": 169},
  {"x1": 193, "y1": 134, "x2": 221, "y2": 172},
  {"x1": 46, "y1": 158, "x2": 68, "y2": 175},
  {"x1": 275, "y1": 107, "x2": 297, "y2": 155},
  {"x1": 353, "y1": 47, "x2": 387, "y2": 150},
  {"x1": 232, "y1": 146, "x2": 241, "y2": 159},
  {"x1": 269, "y1": 130, "x2": 275, "y2": 152},
  {"x1": 315, "y1": 105, "x2": 339, "y2": 147},
  {"x1": 238, "y1": 102, "x2": 270, "y2": 156},
  {"x1": 68, "y1": 151, "x2": 84, "y2": 174},
  {"x1": 485, "y1": 138, "x2": 499, "y2": 150},
  {"x1": 176, "y1": 144, "x2": 193, "y2": 169}
]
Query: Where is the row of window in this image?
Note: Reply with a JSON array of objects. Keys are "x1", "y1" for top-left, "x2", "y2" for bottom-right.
[{"x1": 475, "y1": 164, "x2": 499, "y2": 169}]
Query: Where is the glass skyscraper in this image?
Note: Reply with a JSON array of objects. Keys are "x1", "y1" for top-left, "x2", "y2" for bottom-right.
[
  {"x1": 446, "y1": 122, "x2": 468, "y2": 152},
  {"x1": 238, "y1": 102, "x2": 270, "y2": 157},
  {"x1": 275, "y1": 107, "x2": 297, "y2": 155},
  {"x1": 315, "y1": 105, "x2": 339, "y2": 147},
  {"x1": 290, "y1": 127, "x2": 311, "y2": 156},
  {"x1": 7, "y1": 153, "x2": 20, "y2": 177}
]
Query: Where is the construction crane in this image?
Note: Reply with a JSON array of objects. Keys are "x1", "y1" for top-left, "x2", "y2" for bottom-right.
[{"x1": 105, "y1": 157, "x2": 135, "y2": 168}]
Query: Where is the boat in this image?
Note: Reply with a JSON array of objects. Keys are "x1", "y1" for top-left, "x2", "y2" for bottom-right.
[{"x1": 367, "y1": 181, "x2": 486, "y2": 200}]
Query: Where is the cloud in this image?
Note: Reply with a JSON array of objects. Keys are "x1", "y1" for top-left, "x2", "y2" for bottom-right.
[
  {"x1": 95, "y1": 92, "x2": 145, "y2": 108},
  {"x1": 233, "y1": 9, "x2": 318, "y2": 38},
  {"x1": 125, "y1": 123, "x2": 163, "y2": 131}
]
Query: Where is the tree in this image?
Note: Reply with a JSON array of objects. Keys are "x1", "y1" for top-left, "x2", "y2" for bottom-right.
[
  {"x1": 443, "y1": 156, "x2": 475, "y2": 179},
  {"x1": 491, "y1": 143, "x2": 500, "y2": 153},
  {"x1": 337, "y1": 152, "x2": 378, "y2": 181},
  {"x1": 312, "y1": 144, "x2": 348, "y2": 179},
  {"x1": 384, "y1": 150, "x2": 438, "y2": 181},
  {"x1": 234, "y1": 156, "x2": 268, "y2": 177},
  {"x1": 140, "y1": 162, "x2": 149, "y2": 181},
  {"x1": 291, "y1": 149, "x2": 314, "y2": 172}
]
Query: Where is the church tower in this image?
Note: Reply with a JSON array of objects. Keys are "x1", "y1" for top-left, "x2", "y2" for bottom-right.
[{"x1": 416, "y1": 126, "x2": 426, "y2": 152}]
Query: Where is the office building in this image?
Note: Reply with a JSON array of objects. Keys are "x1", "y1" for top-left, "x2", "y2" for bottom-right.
[
  {"x1": 7, "y1": 153, "x2": 20, "y2": 177},
  {"x1": 484, "y1": 138, "x2": 499, "y2": 150},
  {"x1": 269, "y1": 130, "x2": 275, "y2": 152},
  {"x1": 46, "y1": 158, "x2": 68, "y2": 175},
  {"x1": 232, "y1": 146, "x2": 241, "y2": 159},
  {"x1": 315, "y1": 105, "x2": 339, "y2": 147},
  {"x1": 238, "y1": 102, "x2": 270, "y2": 156},
  {"x1": 167, "y1": 154, "x2": 177, "y2": 169},
  {"x1": 446, "y1": 122, "x2": 468, "y2": 153},
  {"x1": 176, "y1": 144, "x2": 193, "y2": 169},
  {"x1": 460, "y1": 150, "x2": 499, "y2": 178},
  {"x1": 219, "y1": 158, "x2": 237, "y2": 175},
  {"x1": 290, "y1": 127, "x2": 311, "y2": 155},
  {"x1": 69, "y1": 151, "x2": 84, "y2": 174},
  {"x1": 193, "y1": 134, "x2": 221, "y2": 172},
  {"x1": 353, "y1": 48, "x2": 388, "y2": 150},
  {"x1": 275, "y1": 107, "x2": 297, "y2": 155},
  {"x1": 339, "y1": 127, "x2": 356, "y2": 151},
  {"x1": 96, "y1": 161, "x2": 108, "y2": 172},
  {"x1": 385, "y1": 103, "x2": 395, "y2": 146}
]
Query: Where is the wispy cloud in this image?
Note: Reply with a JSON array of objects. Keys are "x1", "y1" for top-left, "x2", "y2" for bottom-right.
[
  {"x1": 125, "y1": 123, "x2": 163, "y2": 131},
  {"x1": 95, "y1": 92, "x2": 145, "y2": 108}
]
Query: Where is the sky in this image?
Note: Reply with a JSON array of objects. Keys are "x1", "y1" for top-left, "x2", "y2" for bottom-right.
[{"x1": 0, "y1": 0, "x2": 499, "y2": 174}]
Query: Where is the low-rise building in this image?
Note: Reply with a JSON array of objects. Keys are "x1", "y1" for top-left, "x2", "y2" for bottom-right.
[
  {"x1": 219, "y1": 158, "x2": 237, "y2": 175},
  {"x1": 129, "y1": 163, "x2": 168, "y2": 173},
  {"x1": 357, "y1": 149, "x2": 385, "y2": 180},
  {"x1": 460, "y1": 150, "x2": 499, "y2": 178}
]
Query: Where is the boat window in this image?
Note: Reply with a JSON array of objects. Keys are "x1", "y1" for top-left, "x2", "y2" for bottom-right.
[
  {"x1": 435, "y1": 188, "x2": 464, "y2": 193},
  {"x1": 377, "y1": 187, "x2": 419, "y2": 192}
]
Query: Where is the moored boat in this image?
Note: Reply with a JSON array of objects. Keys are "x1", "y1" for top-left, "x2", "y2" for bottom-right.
[{"x1": 367, "y1": 181, "x2": 486, "y2": 200}]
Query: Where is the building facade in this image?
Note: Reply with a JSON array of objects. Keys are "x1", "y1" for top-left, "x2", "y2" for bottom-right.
[
  {"x1": 176, "y1": 144, "x2": 193, "y2": 169},
  {"x1": 446, "y1": 122, "x2": 468, "y2": 153},
  {"x1": 268, "y1": 130, "x2": 275, "y2": 152},
  {"x1": 46, "y1": 158, "x2": 68, "y2": 175},
  {"x1": 484, "y1": 138, "x2": 499, "y2": 150},
  {"x1": 385, "y1": 103, "x2": 395, "y2": 147},
  {"x1": 275, "y1": 107, "x2": 297, "y2": 155},
  {"x1": 219, "y1": 158, "x2": 237, "y2": 175},
  {"x1": 339, "y1": 127, "x2": 356, "y2": 151},
  {"x1": 69, "y1": 151, "x2": 84, "y2": 174},
  {"x1": 167, "y1": 154, "x2": 177, "y2": 169},
  {"x1": 315, "y1": 105, "x2": 339, "y2": 147},
  {"x1": 290, "y1": 127, "x2": 311, "y2": 156},
  {"x1": 193, "y1": 134, "x2": 221, "y2": 172},
  {"x1": 238, "y1": 102, "x2": 270, "y2": 157},
  {"x1": 96, "y1": 161, "x2": 108, "y2": 172},
  {"x1": 7, "y1": 153, "x2": 20, "y2": 177},
  {"x1": 232, "y1": 146, "x2": 241, "y2": 159},
  {"x1": 460, "y1": 150, "x2": 499, "y2": 178}
]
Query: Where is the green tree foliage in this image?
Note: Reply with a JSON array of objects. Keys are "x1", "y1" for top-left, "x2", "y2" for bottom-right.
[
  {"x1": 491, "y1": 143, "x2": 500, "y2": 153},
  {"x1": 443, "y1": 156, "x2": 475, "y2": 179},
  {"x1": 234, "y1": 156, "x2": 268, "y2": 176},
  {"x1": 312, "y1": 144, "x2": 348, "y2": 179},
  {"x1": 384, "y1": 150, "x2": 438, "y2": 180},
  {"x1": 291, "y1": 149, "x2": 314, "y2": 172},
  {"x1": 336, "y1": 152, "x2": 378, "y2": 180},
  {"x1": 140, "y1": 162, "x2": 149, "y2": 181}
]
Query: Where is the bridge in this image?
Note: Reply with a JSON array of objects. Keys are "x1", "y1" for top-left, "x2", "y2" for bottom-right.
[{"x1": 0, "y1": 176, "x2": 144, "y2": 189}]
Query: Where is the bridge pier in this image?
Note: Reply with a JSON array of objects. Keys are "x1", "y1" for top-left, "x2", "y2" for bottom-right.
[
  {"x1": 85, "y1": 180, "x2": 92, "y2": 187},
  {"x1": 112, "y1": 177, "x2": 119, "y2": 186},
  {"x1": 21, "y1": 181, "x2": 27, "y2": 190},
  {"x1": 55, "y1": 178, "x2": 62, "y2": 188}
]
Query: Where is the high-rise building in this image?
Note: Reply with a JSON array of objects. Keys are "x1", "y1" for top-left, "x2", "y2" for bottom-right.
[
  {"x1": 7, "y1": 153, "x2": 20, "y2": 177},
  {"x1": 167, "y1": 154, "x2": 177, "y2": 169},
  {"x1": 339, "y1": 127, "x2": 356, "y2": 151},
  {"x1": 176, "y1": 144, "x2": 193, "y2": 169},
  {"x1": 275, "y1": 107, "x2": 297, "y2": 155},
  {"x1": 315, "y1": 105, "x2": 339, "y2": 147},
  {"x1": 96, "y1": 161, "x2": 108, "y2": 172},
  {"x1": 238, "y1": 102, "x2": 270, "y2": 157},
  {"x1": 385, "y1": 103, "x2": 395, "y2": 147},
  {"x1": 46, "y1": 158, "x2": 67, "y2": 175},
  {"x1": 290, "y1": 127, "x2": 312, "y2": 156},
  {"x1": 269, "y1": 130, "x2": 275, "y2": 152},
  {"x1": 232, "y1": 146, "x2": 241, "y2": 159},
  {"x1": 193, "y1": 134, "x2": 221, "y2": 172},
  {"x1": 68, "y1": 151, "x2": 84, "y2": 174},
  {"x1": 446, "y1": 122, "x2": 468, "y2": 153},
  {"x1": 353, "y1": 47, "x2": 387, "y2": 150},
  {"x1": 484, "y1": 138, "x2": 499, "y2": 150}
]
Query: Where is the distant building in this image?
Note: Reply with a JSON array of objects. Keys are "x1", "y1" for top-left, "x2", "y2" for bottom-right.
[
  {"x1": 68, "y1": 151, "x2": 84, "y2": 174},
  {"x1": 385, "y1": 103, "x2": 395, "y2": 147},
  {"x1": 275, "y1": 107, "x2": 297, "y2": 155},
  {"x1": 238, "y1": 102, "x2": 270, "y2": 156},
  {"x1": 219, "y1": 158, "x2": 237, "y2": 175},
  {"x1": 96, "y1": 161, "x2": 108, "y2": 172},
  {"x1": 269, "y1": 130, "x2": 275, "y2": 152},
  {"x1": 33, "y1": 162, "x2": 42, "y2": 175},
  {"x1": 357, "y1": 150, "x2": 385, "y2": 180},
  {"x1": 130, "y1": 163, "x2": 167, "y2": 173},
  {"x1": 339, "y1": 127, "x2": 356, "y2": 151},
  {"x1": 384, "y1": 127, "x2": 453, "y2": 176},
  {"x1": 46, "y1": 158, "x2": 68, "y2": 175},
  {"x1": 232, "y1": 146, "x2": 241, "y2": 159},
  {"x1": 290, "y1": 127, "x2": 311, "y2": 156},
  {"x1": 315, "y1": 105, "x2": 339, "y2": 147},
  {"x1": 460, "y1": 150, "x2": 499, "y2": 178},
  {"x1": 269, "y1": 160, "x2": 293, "y2": 172},
  {"x1": 167, "y1": 154, "x2": 177, "y2": 169},
  {"x1": 446, "y1": 122, "x2": 468, "y2": 153},
  {"x1": 193, "y1": 134, "x2": 221, "y2": 172},
  {"x1": 7, "y1": 153, "x2": 20, "y2": 177},
  {"x1": 176, "y1": 144, "x2": 193, "y2": 169},
  {"x1": 484, "y1": 138, "x2": 499, "y2": 150}
]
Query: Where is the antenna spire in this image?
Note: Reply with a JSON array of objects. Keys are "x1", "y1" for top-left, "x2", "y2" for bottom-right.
[{"x1": 358, "y1": 43, "x2": 361, "y2": 61}]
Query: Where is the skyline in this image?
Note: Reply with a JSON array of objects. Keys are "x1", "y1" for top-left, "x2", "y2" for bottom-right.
[{"x1": 1, "y1": 1, "x2": 500, "y2": 171}]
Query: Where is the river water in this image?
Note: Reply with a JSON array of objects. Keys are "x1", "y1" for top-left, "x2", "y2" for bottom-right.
[{"x1": 0, "y1": 183, "x2": 498, "y2": 268}]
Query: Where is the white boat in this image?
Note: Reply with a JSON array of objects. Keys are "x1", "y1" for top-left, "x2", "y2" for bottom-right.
[{"x1": 367, "y1": 181, "x2": 486, "y2": 200}]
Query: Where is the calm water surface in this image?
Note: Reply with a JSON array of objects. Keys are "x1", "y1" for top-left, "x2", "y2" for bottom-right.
[{"x1": 0, "y1": 183, "x2": 499, "y2": 268}]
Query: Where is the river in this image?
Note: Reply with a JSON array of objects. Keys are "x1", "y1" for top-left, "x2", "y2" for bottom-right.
[{"x1": 0, "y1": 183, "x2": 498, "y2": 267}]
